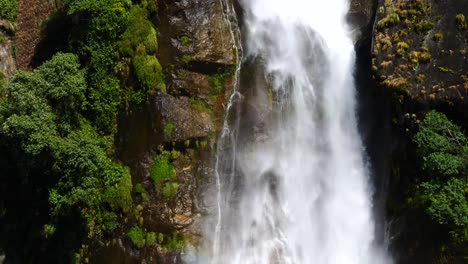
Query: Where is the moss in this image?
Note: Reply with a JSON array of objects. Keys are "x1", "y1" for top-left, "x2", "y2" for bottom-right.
[
  {"x1": 415, "y1": 20, "x2": 434, "y2": 33},
  {"x1": 164, "y1": 122, "x2": 174, "y2": 138},
  {"x1": 162, "y1": 182, "x2": 179, "y2": 199},
  {"x1": 103, "y1": 169, "x2": 133, "y2": 213},
  {"x1": 118, "y1": 6, "x2": 158, "y2": 57},
  {"x1": 208, "y1": 73, "x2": 228, "y2": 94},
  {"x1": 179, "y1": 35, "x2": 190, "y2": 47},
  {"x1": 146, "y1": 232, "x2": 158, "y2": 246},
  {"x1": 0, "y1": 71, "x2": 5, "y2": 98},
  {"x1": 134, "y1": 183, "x2": 144, "y2": 193},
  {"x1": 438, "y1": 67, "x2": 453, "y2": 73},
  {"x1": 433, "y1": 33, "x2": 443, "y2": 42},
  {"x1": 383, "y1": 76, "x2": 411, "y2": 90},
  {"x1": 166, "y1": 232, "x2": 186, "y2": 251},
  {"x1": 396, "y1": 41, "x2": 410, "y2": 56},
  {"x1": 128, "y1": 226, "x2": 146, "y2": 249},
  {"x1": 150, "y1": 151, "x2": 176, "y2": 188},
  {"x1": 455, "y1": 14, "x2": 467, "y2": 30},
  {"x1": 416, "y1": 74, "x2": 425, "y2": 83},
  {"x1": 409, "y1": 50, "x2": 432, "y2": 64},
  {"x1": 133, "y1": 54, "x2": 166, "y2": 93},
  {"x1": 181, "y1": 54, "x2": 192, "y2": 64},
  {"x1": 189, "y1": 97, "x2": 212, "y2": 114},
  {"x1": 0, "y1": 35, "x2": 7, "y2": 44}
]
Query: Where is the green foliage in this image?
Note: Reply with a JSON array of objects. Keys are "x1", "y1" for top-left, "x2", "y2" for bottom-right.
[
  {"x1": 438, "y1": 66, "x2": 453, "y2": 73},
  {"x1": 0, "y1": 0, "x2": 17, "y2": 21},
  {"x1": 164, "y1": 122, "x2": 174, "y2": 138},
  {"x1": 421, "y1": 179, "x2": 467, "y2": 232},
  {"x1": 133, "y1": 54, "x2": 165, "y2": 93},
  {"x1": 128, "y1": 226, "x2": 146, "y2": 249},
  {"x1": 181, "y1": 54, "x2": 192, "y2": 64},
  {"x1": 0, "y1": 71, "x2": 5, "y2": 98},
  {"x1": 64, "y1": 0, "x2": 131, "y2": 134},
  {"x1": 103, "y1": 167, "x2": 133, "y2": 212},
  {"x1": 146, "y1": 232, "x2": 158, "y2": 246},
  {"x1": 414, "y1": 111, "x2": 467, "y2": 156},
  {"x1": 166, "y1": 232, "x2": 185, "y2": 251},
  {"x1": 127, "y1": 227, "x2": 162, "y2": 248},
  {"x1": 179, "y1": 35, "x2": 190, "y2": 47},
  {"x1": 413, "y1": 111, "x2": 468, "y2": 240},
  {"x1": 0, "y1": 53, "x2": 133, "y2": 240},
  {"x1": 118, "y1": 6, "x2": 158, "y2": 57},
  {"x1": 150, "y1": 151, "x2": 176, "y2": 187},
  {"x1": 208, "y1": 73, "x2": 227, "y2": 94},
  {"x1": 162, "y1": 182, "x2": 179, "y2": 199}
]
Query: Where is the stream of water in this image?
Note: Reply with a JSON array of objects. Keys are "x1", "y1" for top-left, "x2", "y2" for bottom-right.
[{"x1": 202, "y1": 0, "x2": 392, "y2": 263}]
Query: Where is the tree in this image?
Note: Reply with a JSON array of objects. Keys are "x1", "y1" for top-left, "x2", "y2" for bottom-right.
[{"x1": 413, "y1": 111, "x2": 468, "y2": 240}]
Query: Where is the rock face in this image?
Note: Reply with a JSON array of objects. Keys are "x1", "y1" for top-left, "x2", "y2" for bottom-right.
[
  {"x1": 110, "y1": 0, "x2": 240, "y2": 263},
  {"x1": 371, "y1": 0, "x2": 468, "y2": 263},
  {"x1": 15, "y1": 0, "x2": 57, "y2": 69},
  {"x1": 0, "y1": 34, "x2": 15, "y2": 82},
  {"x1": 373, "y1": 0, "x2": 468, "y2": 121}
]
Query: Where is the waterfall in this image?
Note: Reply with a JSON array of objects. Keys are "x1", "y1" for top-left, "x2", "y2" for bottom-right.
[{"x1": 201, "y1": 0, "x2": 392, "y2": 263}]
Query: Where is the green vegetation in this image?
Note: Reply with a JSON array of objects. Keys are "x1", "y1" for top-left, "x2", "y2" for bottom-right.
[
  {"x1": 182, "y1": 54, "x2": 192, "y2": 64},
  {"x1": 208, "y1": 73, "x2": 228, "y2": 93},
  {"x1": 118, "y1": 6, "x2": 165, "y2": 95},
  {"x1": 0, "y1": 0, "x2": 167, "y2": 260},
  {"x1": 0, "y1": 71, "x2": 5, "y2": 98},
  {"x1": 162, "y1": 182, "x2": 179, "y2": 199},
  {"x1": 127, "y1": 226, "x2": 162, "y2": 248},
  {"x1": 128, "y1": 226, "x2": 146, "y2": 248},
  {"x1": 133, "y1": 53, "x2": 166, "y2": 93},
  {"x1": 179, "y1": 35, "x2": 190, "y2": 47},
  {"x1": 438, "y1": 66, "x2": 453, "y2": 73},
  {"x1": 150, "y1": 151, "x2": 180, "y2": 199},
  {"x1": 433, "y1": 33, "x2": 443, "y2": 42},
  {"x1": 0, "y1": 53, "x2": 134, "y2": 261},
  {"x1": 150, "y1": 151, "x2": 176, "y2": 187},
  {"x1": 164, "y1": 122, "x2": 174, "y2": 138},
  {"x1": 0, "y1": 0, "x2": 17, "y2": 22},
  {"x1": 166, "y1": 232, "x2": 186, "y2": 251},
  {"x1": 413, "y1": 111, "x2": 468, "y2": 240},
  {"x1": 455, "y1": 14, "x2": 467, "y2": 30},
  {"x1": 396, "y1": 41, "x2": 409, "y2": 56}
]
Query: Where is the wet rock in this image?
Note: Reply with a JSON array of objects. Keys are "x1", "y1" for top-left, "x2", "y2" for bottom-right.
[
  {"x1": 372, "y1": 0, "x2": 468, "y2": 121},
  {"x1": 372, "y1": 0, "x2": 468, "y2": 263},
  {"x1": 348, "y1": 0, "x2": 375, "y2": 43},
  {"x1": 154, "y1": 93, "x2": 214, "y2": 143},
  {"x1": 159, "y1": 0, "x2": 236, "y2": 66},
  {"x1": 0, "y1": 38, "x2": 16, "y2": 81}
]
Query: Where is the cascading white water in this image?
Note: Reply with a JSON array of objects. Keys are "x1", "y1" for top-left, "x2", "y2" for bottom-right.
[{"x1": 202, "y1": 0, "x2": 392, "y2": 263}]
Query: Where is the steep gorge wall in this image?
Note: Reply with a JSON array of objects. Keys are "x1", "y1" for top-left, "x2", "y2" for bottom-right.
[{"x1": 371, "y1": 0, "x2": 467, "y2": 263}]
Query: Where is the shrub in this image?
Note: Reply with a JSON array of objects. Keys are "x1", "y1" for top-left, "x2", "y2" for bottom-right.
[
  {"x1": 103, "y1": 166, "x2": 133, "y2": 212},
  {"x1": 128, "y1": 226, "x2": 146, "y2": 248},
  {"x1": 150, "y1": 151, "x2": 176, "y2": 187},
  {"x1": 146, "y1": 232, "x2": 157, "y2": 246},
  {"x1": 413, "y1": 111, "x2": 468, "y2": 239},
  {"x1": 0, "y1": 0, "x2": 17, "y2": 22},
  {"x1": 118, "y1": 6, "x2": 158, "y2": 57},
  {"x1": 133, "y1": 54, "x2": 166, "y2": 93}
]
